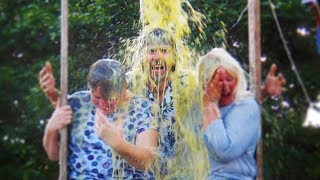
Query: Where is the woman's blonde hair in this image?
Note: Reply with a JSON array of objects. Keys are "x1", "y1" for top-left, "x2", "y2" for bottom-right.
[{"x1": 197, "y1": 48, "x2": 248, "y2": 103}]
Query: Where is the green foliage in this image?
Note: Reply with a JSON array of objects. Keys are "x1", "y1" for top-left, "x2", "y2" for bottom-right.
[
  {"x1": 263, "y1": 98, "x2": 320, "y2": 179},
  {"x1": 0, "y1": 0, "x2": 319, "y2": 179}
]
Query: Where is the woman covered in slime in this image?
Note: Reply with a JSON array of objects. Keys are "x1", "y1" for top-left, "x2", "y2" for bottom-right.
[{"x1": 198, "y1": 48, "x2": 260, "y2": 179}]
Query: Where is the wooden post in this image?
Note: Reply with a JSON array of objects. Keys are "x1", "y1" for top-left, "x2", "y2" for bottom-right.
[
  {"x1": 59, "y1": 0, "x2": 68, "y2": 179},
  {"x1": 248, "y1": 0, "x2": 262, "y2": 179}
]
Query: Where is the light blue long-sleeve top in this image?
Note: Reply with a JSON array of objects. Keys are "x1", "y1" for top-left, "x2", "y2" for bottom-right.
[{"x1": 203, "y1": 97, "x2": 260, "y2": 180}]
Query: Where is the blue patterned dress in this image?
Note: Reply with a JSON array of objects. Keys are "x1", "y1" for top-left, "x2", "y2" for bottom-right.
[{"x1": 67, "y1": 91, "x2": 155, "y2": 179}]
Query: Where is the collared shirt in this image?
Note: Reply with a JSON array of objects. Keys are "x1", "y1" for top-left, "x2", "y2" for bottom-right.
[
  {"x1": 126, "y1": 71, "x2": 176, "y2": 160},
  {"x1": 146, "y1": 82, "x2": 176, "y2": 159},
  {"x1": 126, "y1": 70, "x2": 196, "y2": 175},
  {"x1": 203, "y1": 97, "x2": 260, "y2": 180},
  {"x1": 67, "y1": 91, "x2": 154, "y2": 179},
  {"x1": 145, "y1": 82, "x2": 176, "y2": 175}
]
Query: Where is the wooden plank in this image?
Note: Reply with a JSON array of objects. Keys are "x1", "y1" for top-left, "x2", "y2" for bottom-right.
[
  {"x1": 248, "y1": 0, "x2": 262, "y2": 180},
  {"x1": 59, "y1": 0, "x2": 68, "y2": 179}
]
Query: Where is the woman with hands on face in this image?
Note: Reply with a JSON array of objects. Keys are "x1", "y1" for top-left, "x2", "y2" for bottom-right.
[
  {"x1": 198, "y1": 48, "x2": 260, "y2": 180},
  {"x1": 42, "y1": 59, "x2": 158, "y2": 179}
]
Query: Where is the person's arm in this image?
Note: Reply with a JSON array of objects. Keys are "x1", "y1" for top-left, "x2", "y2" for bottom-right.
[
  {"x1": 39, "y1": 62, "x2": 60, "y2": 107},
  {"x1": 43, "y1": 99, "x2": 72, "y2": 161},
  {"x1": 43, "y1": 125, "x2": 60, "y2": 161},
  {"x1": 203, "y1": 98, "x2": 260, "y2": 162},
  {"x1": 112, "y1": 129, "x2": 158, "y2": 170},
  {"x1": 261, "y1": 64, "x2": 286, "y2": 99},
  {"x1": 95, "y1": 109, "x2": 158, "y2": 170},
  {"x1": 203, "y1": 102, "x2": 220, "y2": 130},
  {"x1": 202, "y1": 69, "x2": 222, "y2": 129}
]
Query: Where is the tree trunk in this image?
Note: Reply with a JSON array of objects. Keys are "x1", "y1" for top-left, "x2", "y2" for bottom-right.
[
  {"x1": 248, "y1": 0, "x2": 262, "y2": 180},
  {"x1": 59, "y1": 0, "x2": 68, "y2": 179}
]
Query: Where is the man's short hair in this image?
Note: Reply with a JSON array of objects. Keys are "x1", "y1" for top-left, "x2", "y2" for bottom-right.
[
  {"x1": 142, "y1": 28, "x2": 174, "y2": 48},
  {"x1": 87, "y1": 59, "x2": 127, "y2": 99}
]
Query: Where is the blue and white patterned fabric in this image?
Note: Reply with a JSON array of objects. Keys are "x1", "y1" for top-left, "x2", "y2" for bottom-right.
[
  {"x1": 146, "y1": 81, "x2": 176, "y2": 174},
  {"x1": 203, "y1": 97, "x2": 260, "y2": 180},
  {"x1": 67, "y1": 91, "x2": 154, "y2": 179}
]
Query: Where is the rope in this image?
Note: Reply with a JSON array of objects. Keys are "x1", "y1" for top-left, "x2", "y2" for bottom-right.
[
  {"x1": 269, "y1": 0, "x2": 313, "y2": 105},
  {"x1": 232, "y1": 4, "x2": 248, "y2": 28}
]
